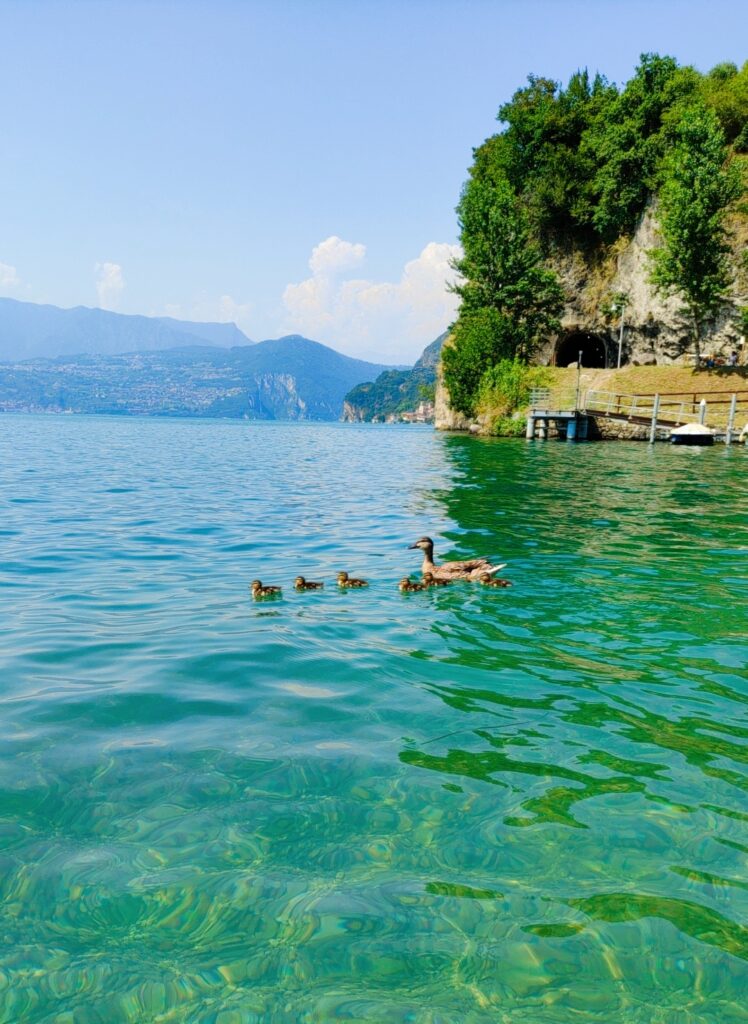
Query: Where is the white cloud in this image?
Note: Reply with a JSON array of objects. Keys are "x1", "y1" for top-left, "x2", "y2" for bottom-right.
[
  {"x1": 160, "y1": 294, "x2": 253, "y2": 337},
  {"x1": 282, "y1": 237, "x2": 461, "y2": 363},
  {"x1": 308, "y1": 235, "x2": 366, "y2": 276},
  {"x1": 95, "y1": 261, "x2": 125, "y2": 311},
  {"x1": 0, "y1": 261, "x2": 21, "y2": 295}
]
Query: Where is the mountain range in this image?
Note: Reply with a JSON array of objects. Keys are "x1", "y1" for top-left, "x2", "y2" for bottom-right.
[{"x1": 0, "y1": 297, "x2": 250, "y2": 361}]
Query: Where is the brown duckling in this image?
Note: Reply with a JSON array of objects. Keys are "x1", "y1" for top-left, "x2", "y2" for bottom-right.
[
  {"x1": 408, "y1": 536, "x2": 507, "y2": 582},
  {"x1": 337, "y1": 571, "x2": 369, "y2": 588},
  {"x1": 478, "y1": 572, "x2": 511, "y2": 588},
  {"x1": 399, "y1": 576, "x2": 427, "y2": 593},
  {"x1": 295, "y1": 576, "x2": 324, "y2": 591},
  {"x1": 250, "y1": 579, "x2": 282, "y2": 598},
  {"x1": 422, "y1": 571, "x2": 450, "y2": 588}
]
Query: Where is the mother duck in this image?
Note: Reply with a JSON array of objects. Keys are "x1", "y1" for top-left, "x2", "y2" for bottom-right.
[{"x1": 408, "y1": 536, "x2": 506, "y2": 582}]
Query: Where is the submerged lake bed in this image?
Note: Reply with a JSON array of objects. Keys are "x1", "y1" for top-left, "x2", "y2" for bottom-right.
[{"x1": 1, "y1": 414, "x2": 747, "y2": 1023}]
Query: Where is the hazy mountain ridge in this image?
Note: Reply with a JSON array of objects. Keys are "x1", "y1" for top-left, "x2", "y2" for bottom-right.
[
  {"x1": 0, "y1": 336, "x2": 397, "y2": 421},
  {"x1": 0, "y1": 297, "x2": 251, "y2": 361}
]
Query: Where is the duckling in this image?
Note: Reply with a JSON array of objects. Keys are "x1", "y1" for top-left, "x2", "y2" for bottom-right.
[
  {"x1": 478, "y1": 572, "x2": 511, "y2": 589},
  {"x1": 422, "y1": 571, "x2": 450, "y2": 588},
  {"x1": 409, "y1": 536, "x2": 507, "y2": 582},
  {"x1": 337, "y1": 571, "x2": 369, "y2": 588},
  {"x1": 399, "y1": 576, "x2": 427, "y2": 593},
  {"x1": 250, "y1": 579, "x2": 282, "y2": 598},
  {"x1": 295, "y1": 576, "x2": 324, "y2": 591}
]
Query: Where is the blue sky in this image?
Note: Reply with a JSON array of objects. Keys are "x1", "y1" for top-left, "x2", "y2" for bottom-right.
[{"x1": 1, "y1": 0, "x2": 746, "y2": 362}]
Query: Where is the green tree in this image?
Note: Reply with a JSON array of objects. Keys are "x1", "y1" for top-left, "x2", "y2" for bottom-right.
[
  {"x1": 701, "y1": 60, "x2": 748, "y2": 145},
  {"x1": 478, "y1": 69, "x2": 616, "y2": 242},
  {"x1": 649, "y1": 105, "x2": 743, "y2": 359},
  {"x1": 587, "y1": 54, "x2": 701, "y2": 239},
  {"x1": 443, "y1": 177, "x2": 564, "y2": 415}
]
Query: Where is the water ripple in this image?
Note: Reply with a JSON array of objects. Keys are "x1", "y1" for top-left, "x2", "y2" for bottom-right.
[{"x1": 1, "y1": 415, "x2": 747, "y2": 1022}]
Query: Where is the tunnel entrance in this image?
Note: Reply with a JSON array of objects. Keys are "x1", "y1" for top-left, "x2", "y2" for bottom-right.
[{"x1": 556, "y1": 332, "x2": 608, "y2": 368}]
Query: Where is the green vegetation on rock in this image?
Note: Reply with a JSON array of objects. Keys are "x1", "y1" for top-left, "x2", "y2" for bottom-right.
[
  {"x1": 443, "y1": 53, "x2": 748, "y2": 424},
  {"x1": 343, "y1": 334, "x2": 445, "y2": 421},
  {"x1": 476, "y1": 360, "x2": 553, "y2": 436},
  {"x1": 442, "y1": 180, "x2": 563, "y2": 416},
  {"x1": 649, "y1": 105, "x2": 744, "y2": 358}
]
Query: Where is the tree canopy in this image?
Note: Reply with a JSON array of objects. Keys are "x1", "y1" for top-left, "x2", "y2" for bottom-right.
[
  {"x1": 443, "y1": 53, "x2": 747, "y2": 419},
  {"x1": 649, "y1": 104, "x2": 744, "y2": 356},
  {"x1": 443, "y1": 178, "x2": 563, "y2": 415}
]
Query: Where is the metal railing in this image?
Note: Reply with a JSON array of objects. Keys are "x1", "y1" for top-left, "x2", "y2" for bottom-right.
[
  {"x1": 583, "y1": 390, "x2": 702, "y2": 424},
  {"x1": 582, "y1": 389, "x2": 748, "y2": 432},
  {"x1": 529, "y1": 387, "x2": 576, "y2": 412}
]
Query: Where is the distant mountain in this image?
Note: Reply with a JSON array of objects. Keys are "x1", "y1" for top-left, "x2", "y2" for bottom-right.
[
  {"x1": 0, "y1": 297, "x2": 251, "y2": 361},
  {"x1": 342, "y1": 332, "x2": 446, "y2": 422},
  {"x1": 0, "y1": 334, "x2": 396, "y2": 421}
]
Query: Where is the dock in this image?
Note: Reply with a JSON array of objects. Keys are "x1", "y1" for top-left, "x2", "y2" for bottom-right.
[{"x1": 527, "y1": 388, "x2": 748, "y2": 444}]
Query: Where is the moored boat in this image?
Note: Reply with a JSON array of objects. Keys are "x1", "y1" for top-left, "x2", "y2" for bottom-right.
[{"x1": 670, "y1": 423, "x2": 715, "y2": 446}]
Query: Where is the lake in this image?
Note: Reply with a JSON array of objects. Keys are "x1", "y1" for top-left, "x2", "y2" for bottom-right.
[{"x1": 1, "y1": 414, "x2": 747, "y2": 1023}]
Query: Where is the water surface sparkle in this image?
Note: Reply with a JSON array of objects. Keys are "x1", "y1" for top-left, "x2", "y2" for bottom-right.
[{"x1": 1, "y1": 415, "x2": 747, "y2": 1023}]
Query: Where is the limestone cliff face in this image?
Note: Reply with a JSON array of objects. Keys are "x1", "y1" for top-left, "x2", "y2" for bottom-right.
[
  {"x1": 434, "y1": 335, "x2": 474, "y2": 432},
  {"x1": 435, "y1": 206, "x2": 748, "y2": 431},
  {"x1": 341, "y1": 400, "x2": 364, "y2": 423},
  {"x1": 253, "y1": 372, "x2": 311, "y2": 420},
  {"x1": 542, "y1": 205, "x2": 747, "y2": 366}
]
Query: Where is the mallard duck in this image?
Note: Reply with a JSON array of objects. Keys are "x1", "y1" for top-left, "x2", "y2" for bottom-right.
[
  {"x1": 295, "y1": 576, "x2": 324, "y2": 591},
  {"x1": 422, "y1": 571, "x2": 450, "y2": 588},
  {"x1": 478, "y1": 572, "x2": 511, "y2": 589},
  {"x1": 337, "y1": 571, "x2": 369, "y2": 588},
  {"x1": 399, "y1": 576, "x2": 426, "y2": 592},
  {"x1": 250, "y1": 579, "x2": 282, "y2": 598},
  {"x1": 408, "y1": 537, "x2": 507, "y2": 582}
]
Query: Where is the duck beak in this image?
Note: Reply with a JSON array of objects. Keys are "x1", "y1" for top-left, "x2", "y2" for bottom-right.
[{"x1": 408, "y1": 542, "x2": 419, "y2": 549}]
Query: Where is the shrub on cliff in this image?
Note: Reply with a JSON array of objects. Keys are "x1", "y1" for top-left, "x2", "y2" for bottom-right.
[{"x1": 476, "y1": 360, "x2": 552, "y2": 435}]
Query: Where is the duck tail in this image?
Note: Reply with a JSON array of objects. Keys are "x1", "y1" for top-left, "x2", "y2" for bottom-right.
[{"x1": 483, "y1": 563, "x2": 507, "y2": 577}]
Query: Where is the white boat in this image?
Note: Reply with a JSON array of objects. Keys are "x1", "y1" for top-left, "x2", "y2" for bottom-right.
[{"x1": 669, "y1": 422, "x2": 715, "y2": 446}]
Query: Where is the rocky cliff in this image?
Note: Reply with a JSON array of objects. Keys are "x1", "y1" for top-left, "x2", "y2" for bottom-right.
[
  {"x1": 436, "y1": 207, "x2": 748, "y2": 431},
  {"x1": 540, "y1": 206, "x2": 748, "y2": 369},
  {"x1": 342, "y1": 332, "x2": 446, "y2": 422}
]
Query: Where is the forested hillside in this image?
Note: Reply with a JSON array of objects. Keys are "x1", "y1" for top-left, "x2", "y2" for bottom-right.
[
  {"x1": 442, "y1": 55, "x2": 748, "y2": 419},
  {"x1": 342, "y1": 333, "x2": 445, "y2": 421}
]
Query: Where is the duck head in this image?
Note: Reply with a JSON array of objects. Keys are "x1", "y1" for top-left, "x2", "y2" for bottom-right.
[
  {"x1": 337, "y1": 571, "x2": 349, "y2": 583},
  {"x1": 250, "y1": 580, "x2": 262, "y2": 592},
  {"x1": 295, "y1": 576, "x2": 306, "y2": 587},
  {"x1": 408, "y1": 537, "x2": 434, "y2": 553}
]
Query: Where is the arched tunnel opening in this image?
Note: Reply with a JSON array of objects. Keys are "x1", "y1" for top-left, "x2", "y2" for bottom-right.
[{"x1": 556, "y1": 332, "x2": 609, "y2": 368}]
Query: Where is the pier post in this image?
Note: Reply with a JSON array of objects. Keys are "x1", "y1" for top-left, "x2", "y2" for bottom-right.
[
  {"x1": 699, "y1": 399, "x2": 707, "y2": 425},
  {"x1": 526, "y1": 415, "x2": 536, "y2": 440},
  {"x1": 649, "y1": 394, "x2": 661, "y2": 444},
  {"x1": 726, "y1": 393, "x2": 737, "y2": 445}
]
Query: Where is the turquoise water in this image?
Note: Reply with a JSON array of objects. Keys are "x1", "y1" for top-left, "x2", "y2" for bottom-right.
[{"x1": 1, "y1": 414, "x2": 747, "y2": 1024}]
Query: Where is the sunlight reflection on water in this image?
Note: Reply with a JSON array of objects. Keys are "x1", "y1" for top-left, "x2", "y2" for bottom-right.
[{"x1": 0, "y1": 415, "x2": 747, "y2": 1022}]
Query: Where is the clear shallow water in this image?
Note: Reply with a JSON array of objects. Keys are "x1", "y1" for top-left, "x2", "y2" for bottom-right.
[{"x1": 1, "y1": 414, "x2": 747, "y2": 1024}]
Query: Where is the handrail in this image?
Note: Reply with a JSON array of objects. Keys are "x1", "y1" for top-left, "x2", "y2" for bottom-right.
[
  {"x1": 594, "y1": 388, "x2": 748, "y2": 398},
  {"x1": 583, "y1": 388, "x2": 748, "y2": 429}
]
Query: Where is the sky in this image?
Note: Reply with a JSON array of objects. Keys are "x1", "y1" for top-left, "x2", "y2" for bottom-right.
[{"x1": 1, "y1": 0, "x2": 747, "y2": 364}]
